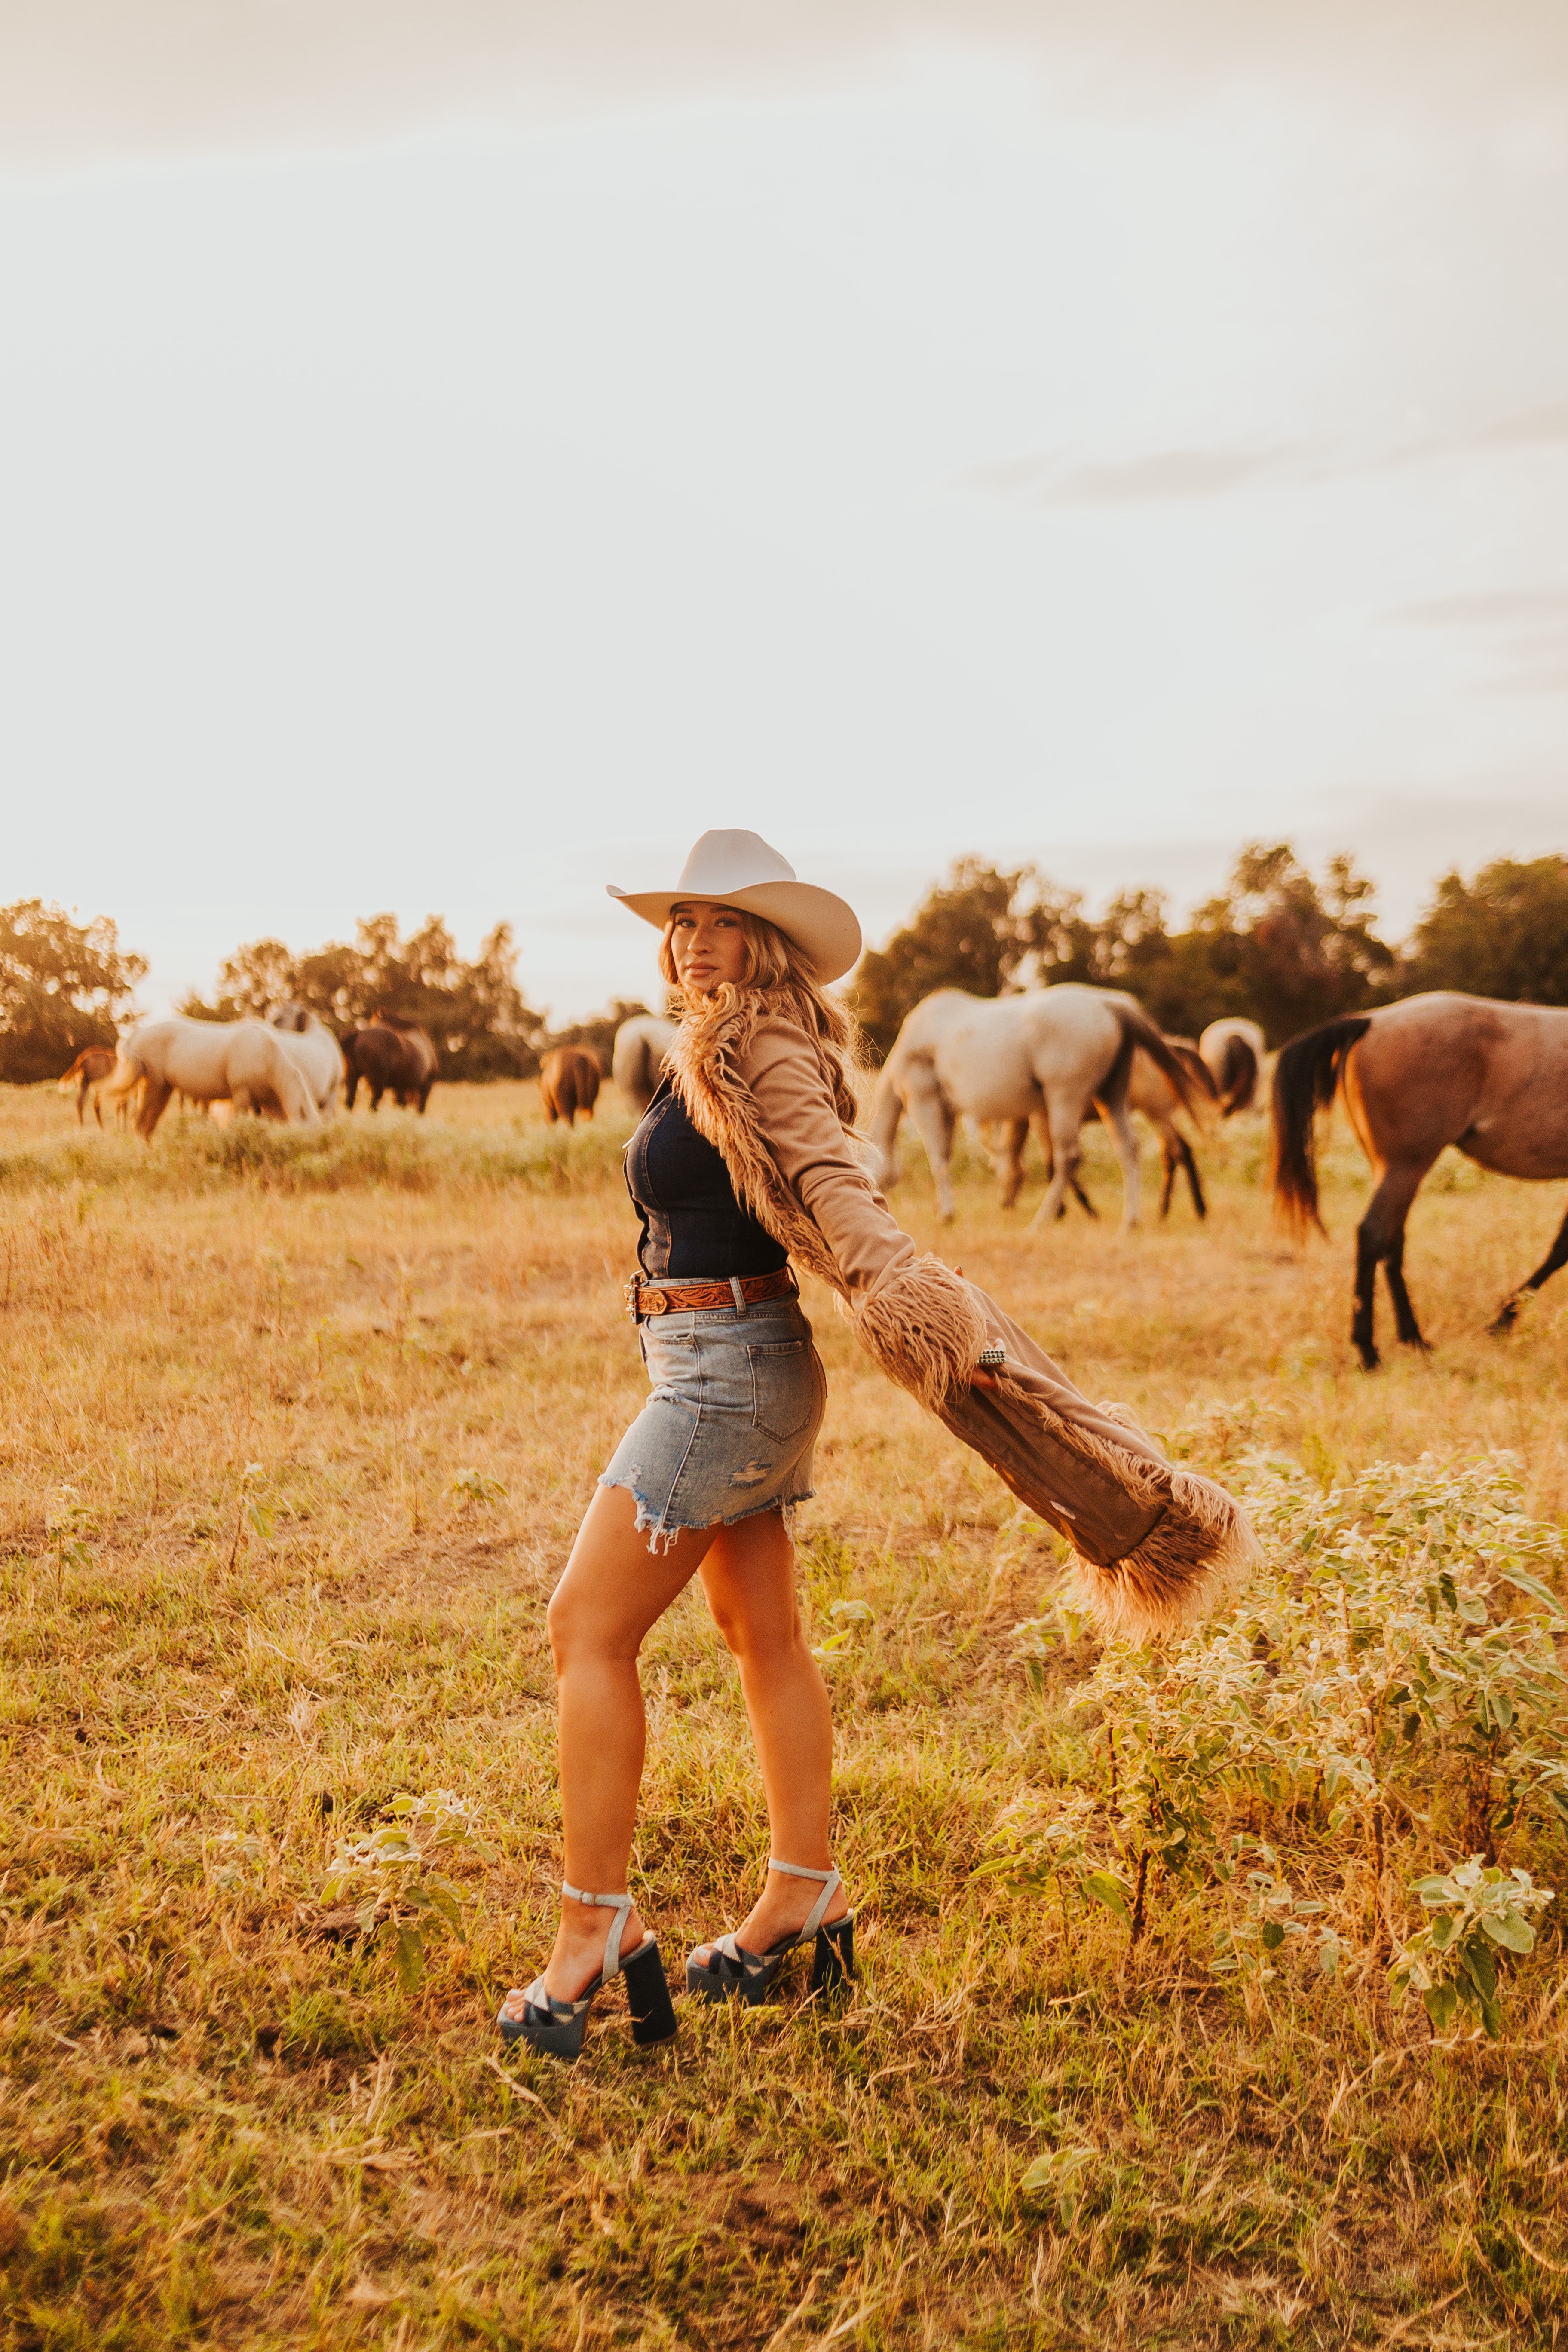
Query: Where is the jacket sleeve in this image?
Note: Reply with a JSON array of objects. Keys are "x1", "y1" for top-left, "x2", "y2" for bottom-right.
[{"x1": 738, "y1": 1023, "x2": 919, "y2": 1301}]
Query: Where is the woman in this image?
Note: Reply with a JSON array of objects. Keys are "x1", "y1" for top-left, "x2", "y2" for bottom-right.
[
  {"x1": 499, "y1": 830, "x2": 1255, "y2": 2061},
  {"x1": 498, "y1": 830, "x2": 883, "y2": 2061}
]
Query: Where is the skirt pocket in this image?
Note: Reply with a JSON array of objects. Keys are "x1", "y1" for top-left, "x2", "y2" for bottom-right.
[{"x1": 748, "y1": 1338, "x2": 814, "y2": 1443}]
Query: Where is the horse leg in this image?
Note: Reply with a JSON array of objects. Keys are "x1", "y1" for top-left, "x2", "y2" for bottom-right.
[
  {"x1": 1028, "y1": 1094, "x2": 1087, "y2": 1229},
  {"x1": 1097, "y1": 1098, "x2": 1142, "y2": 1231},
  {"x1": 1178, "y1": 1132, "x2": 1206, "y2": 1220},
  {"x1": 903, "y1": 1066, "x2": 957, "y2": 1220},
  {"x1": 1157, "y1": 1127, "x2": 1177, "y2": 1219},
  {"x1": 418, "y1": 1080, "x2": 433, "y2": 1115},
  {"x1": 1491, "y1": 1195, "x2": 1568, "y2": 1332},
  {"x1": 137, "y1": 1077, "x2": 172, "y2": 1139},
  {"x1": 1351, "y1": 1160, "x2": 1433, "y2": 1370},
  {"x1": 994, "y1": 1118, "x2": 1029, "y2": 1210},
  {"x1": 75, "y1": 1075, "x2": 89, "y2": 1127}
]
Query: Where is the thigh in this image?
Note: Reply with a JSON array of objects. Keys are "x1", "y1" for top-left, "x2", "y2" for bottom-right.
[
  {"x1": 550, "y1": 1482, "x2": 717, "y2": 1658},
  {"x1": 698, "y1": 1507, "x2": 801, "y2": 1651}
]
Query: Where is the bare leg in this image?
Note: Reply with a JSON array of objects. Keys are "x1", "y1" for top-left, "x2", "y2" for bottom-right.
[
  {"x1": 502, "y1": 1485, "x2": 716, "y2": 2016},
  {"x1": 690, "y1": 1511, "x2": 847, "y2": 1966}
]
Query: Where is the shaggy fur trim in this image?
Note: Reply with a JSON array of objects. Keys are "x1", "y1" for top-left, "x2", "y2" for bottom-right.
[
  {"x1": 986, "y1": 1366, "x2": 1260, "y2": 1640},
  {"x1": 854, "y1": 1256, "x2": 988, "y2": 1412},
  {"x1": 666, "y1": 1003, "x2": 846, "y2": 1295},
  {"x1": 1067, "y1": 1473, "x2": 1261, "y2": 1644}
]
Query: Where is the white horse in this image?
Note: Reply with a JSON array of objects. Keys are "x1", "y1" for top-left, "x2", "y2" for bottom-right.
[
  {"x1": 612, "y1": 1015, "x2": 677, "y2": 1114},
  {"x1": 1199, "y1": 1017, "x2": 1268, "y2": 1115},
  {"x1": 102, "y1": 1017, "x2": 322, "y2": 1139},
  {"x1": 867, "y1": 986, "x2": 1200, "y2": 1229},
  {"x1": 982, "y1": 1039, "x2": 1218, "y2": 1222},
  {"x1": 270, "y1": 1003, "x2": 346, "y2": 1117}
]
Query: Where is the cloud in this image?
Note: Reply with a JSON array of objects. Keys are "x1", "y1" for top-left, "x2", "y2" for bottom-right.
[
  {"x1": 4, "y1": 1, "x2": 1568, "y2": 168},
  {"x1": 1390, "y1": 584, "x2": 1568, "y2": 695},
  {"x1": 1000, "y1": 444, "x2": 1295, "y2": 505},
  {"x1": 1396, "y1": 587, "x2": 1568, "y2": 627}
]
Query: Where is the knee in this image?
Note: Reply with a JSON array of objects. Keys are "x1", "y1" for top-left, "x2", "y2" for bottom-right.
[
  {"x1": 709, "y1": 1597, "x2": 805, "y2": 1670},
  {"x1": 546, "y1": 1583, "x2": 631, "y2": 1675}
]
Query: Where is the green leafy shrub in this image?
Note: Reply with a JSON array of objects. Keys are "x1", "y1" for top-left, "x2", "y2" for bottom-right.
[{"x1": 983, "y1": 1446, "x2": 1565, "y2": 2035}]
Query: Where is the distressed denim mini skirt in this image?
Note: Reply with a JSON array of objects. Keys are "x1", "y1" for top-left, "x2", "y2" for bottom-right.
[{"x1": 600, "y1": 1295, "x2": 826, "y2": 1552}]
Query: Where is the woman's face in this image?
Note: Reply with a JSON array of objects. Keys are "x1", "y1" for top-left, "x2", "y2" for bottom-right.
[{"x1": 668, "y1": 901, "x2": 748, "y2": 993}]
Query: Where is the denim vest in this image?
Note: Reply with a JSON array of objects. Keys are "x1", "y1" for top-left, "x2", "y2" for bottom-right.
[{"x1": 624, "y1": 1081, "x2": 789, "y2": 1280}]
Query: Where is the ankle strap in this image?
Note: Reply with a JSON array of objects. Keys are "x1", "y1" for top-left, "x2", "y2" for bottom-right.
[
  {"x1": 768, "y1": 1859, "x2": 842, "y2": 1942},
  {"x1": 562, "y1": 1881, "x2": 634, "y2": 1979}
]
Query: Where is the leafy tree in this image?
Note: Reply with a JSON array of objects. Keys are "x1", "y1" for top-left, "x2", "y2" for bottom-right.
[
  {"x1": 848, "y1": 844, "x2": 1395, "y2": 1055},
  {"x1": 1402, "y1": 855, "x2": 1568, "y2": 1004},
  {"x1": 0, "y1": 899, "x2": 147, "y2": 1084},
  {"x1": 181, "y1": 914, "x2": 545, "y2": 1081},
  {"x1": 850, "y1": 861, "x2": 1102, "y2": 1057}
]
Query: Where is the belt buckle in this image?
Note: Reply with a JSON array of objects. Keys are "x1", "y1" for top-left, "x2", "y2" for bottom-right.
[{"x1": 623, "y1": 1274, "x2": 643, "y2": 1323}]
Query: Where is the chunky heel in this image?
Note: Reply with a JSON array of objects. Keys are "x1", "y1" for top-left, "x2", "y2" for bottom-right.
[
  {"x1": 624, "y1": 1939, "x2": 678, "y2": 2045},
  {"x1": 497, "y1": 1883, "x2": 678, "y2": 2065},
  {"x1": 688, "y1": 1859, "x2": 855, "y2": 2006},
  {"x1": 811, "y1": 1914, "x2": 854, "y2": 1997}
]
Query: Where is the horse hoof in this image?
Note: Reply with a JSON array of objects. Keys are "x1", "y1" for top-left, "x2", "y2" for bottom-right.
[{"x1": 1489, "y1": 1301, "x2": 1520, "y2": 1336}]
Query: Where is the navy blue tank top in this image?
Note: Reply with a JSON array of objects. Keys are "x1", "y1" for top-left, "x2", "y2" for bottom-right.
[{"x1": 625, "y1": 1080, "x2": 788, "y2": 1280}]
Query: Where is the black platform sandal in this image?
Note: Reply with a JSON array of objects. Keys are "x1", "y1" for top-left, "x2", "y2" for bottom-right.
[
  {"x1": 497, "y1": 1883, "x2": 677, "y2": 2064},
  {"x1": 686, "y1": 1859, "x2": 855, "y2": 2007}
]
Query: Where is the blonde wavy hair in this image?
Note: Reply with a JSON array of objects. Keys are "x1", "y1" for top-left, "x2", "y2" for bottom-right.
[{"x1": 659, "y1": 907, "x2": 861, "y2": 1131}]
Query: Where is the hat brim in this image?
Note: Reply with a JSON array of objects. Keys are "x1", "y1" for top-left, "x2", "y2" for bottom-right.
[{"x1": 606, "y1": 879, "x2": 862, "y2": 986}]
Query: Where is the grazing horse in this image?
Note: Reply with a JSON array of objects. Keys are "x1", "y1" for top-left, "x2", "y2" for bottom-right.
[
  {"x1": 269, "y1": 1004, "x2": 346, "y2": 1117},
  {"x1": 984, "y1": 1039, "x2": 1218, "y2": 1221},
  {"x1": 867, "y1": 986, "x2": 1200, "y2": 1229},
  {"x1": 1271, "y1": 991, "x2": 1568, "y2": 1369},
  {"x1": 343, "y1": 1014, "x2": 438, "y2": 1113},
  {"x1": 100, "y1": 1018, "x2": 320, "y2": 1139},
  {"x1": 58, "y1": 1047, "x2": 122, "y2": 1128},
  {"x1": 1200, "y1": 1017, "x2": 1267, "y2": 1115},
  {"x1": 611, "y1": 1015, "x2": 677, "y2": 1115},
  {"x1": 539, "y1": 1046, "x2": 602, "y2": 1125}
]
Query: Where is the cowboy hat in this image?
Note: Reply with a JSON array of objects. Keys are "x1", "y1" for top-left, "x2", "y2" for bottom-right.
[{"x1": 607, "y1": 830, "x2": 862, "y2": 985}]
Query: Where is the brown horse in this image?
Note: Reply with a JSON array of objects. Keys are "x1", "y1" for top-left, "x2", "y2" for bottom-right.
[
  {"x1": 58, "y1": 1047, "x2": 122, "y2": 1127},
  {"x1": 343, "y1": 1014, "x2": 438, "y2": 1113},
  {"x1": 539, "y1": 1046, "x2": 602, "y2": 1126},
  {"x1": 1271, "y1": 991, "x2": 1568, "y2": 1369}
]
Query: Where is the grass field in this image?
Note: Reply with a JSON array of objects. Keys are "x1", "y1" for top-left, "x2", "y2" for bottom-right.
[{"x1": 3, "y1": 1075, "x2": 1567, "y2": 2349}]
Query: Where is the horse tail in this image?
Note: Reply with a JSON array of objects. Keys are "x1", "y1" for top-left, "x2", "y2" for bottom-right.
[
  {"x1": 1105, "y1": 997, "x2": 1202, "y2": 1116},
  {"x1": 1270, "y1": 1016, "x2": 1371, "y2": 1238},
  {"x1": 1218, "y1": 1031, "x2": 1258, "y2": 1114},
  {"x1": 1167, "y1": 1041, "x2": 1219, "y2": 1117}
]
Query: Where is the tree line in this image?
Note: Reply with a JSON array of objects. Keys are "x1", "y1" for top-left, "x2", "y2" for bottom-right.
[
  {"x1": 2, "y1": 845, "x2": 1565, "y2": 1083},
  {"x1": 848, "y1": 845, "x2": 1568, "y2": 1058}
]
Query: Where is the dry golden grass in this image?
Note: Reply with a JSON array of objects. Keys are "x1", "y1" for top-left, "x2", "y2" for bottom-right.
[{"x1": 2, "y1": 1077, "x2": 1567, "y2": 2349}]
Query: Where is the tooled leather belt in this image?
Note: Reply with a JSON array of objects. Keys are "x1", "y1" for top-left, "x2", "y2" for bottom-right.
[{"x1": 624, "y1": 1268, "x2": 798, "y2": 1321}]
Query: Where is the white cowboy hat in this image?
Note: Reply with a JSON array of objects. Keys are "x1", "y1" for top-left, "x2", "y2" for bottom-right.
[{"x1": 607, "y1": 829, "x2": 862, "y2": 985}]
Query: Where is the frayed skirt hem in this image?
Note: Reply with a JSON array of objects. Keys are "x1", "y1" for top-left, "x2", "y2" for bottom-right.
[{"x1": 597, "y1": 1471, "x2": 815, "y2": 1556}]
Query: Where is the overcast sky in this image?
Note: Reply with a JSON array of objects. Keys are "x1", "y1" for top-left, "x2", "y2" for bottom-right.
[{"x1": 4, "y1": 3, "x2": 1567, "y2": 1021}]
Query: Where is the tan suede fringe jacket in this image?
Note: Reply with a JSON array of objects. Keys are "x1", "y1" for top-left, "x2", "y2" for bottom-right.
[{"x1": 668, "y1": 997, "x2": 1259, "y2": 1640}]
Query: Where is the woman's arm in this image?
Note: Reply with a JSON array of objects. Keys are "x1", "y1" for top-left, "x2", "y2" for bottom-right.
[{"x1": 738, "y1": 1022, "x2": 921, "y2": 1301}]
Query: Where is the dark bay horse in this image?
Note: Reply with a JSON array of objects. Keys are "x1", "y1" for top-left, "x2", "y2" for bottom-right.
[
  {"x1": 344, "y1": 1014, "x2": 438, "y2": 1113},
  {"x1": 1271, "y1": 991, "x2": 1568, "y2": 1369},
  {"x1": 539, "y1": 1046, "x2": 602, "y2": 1125}
]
